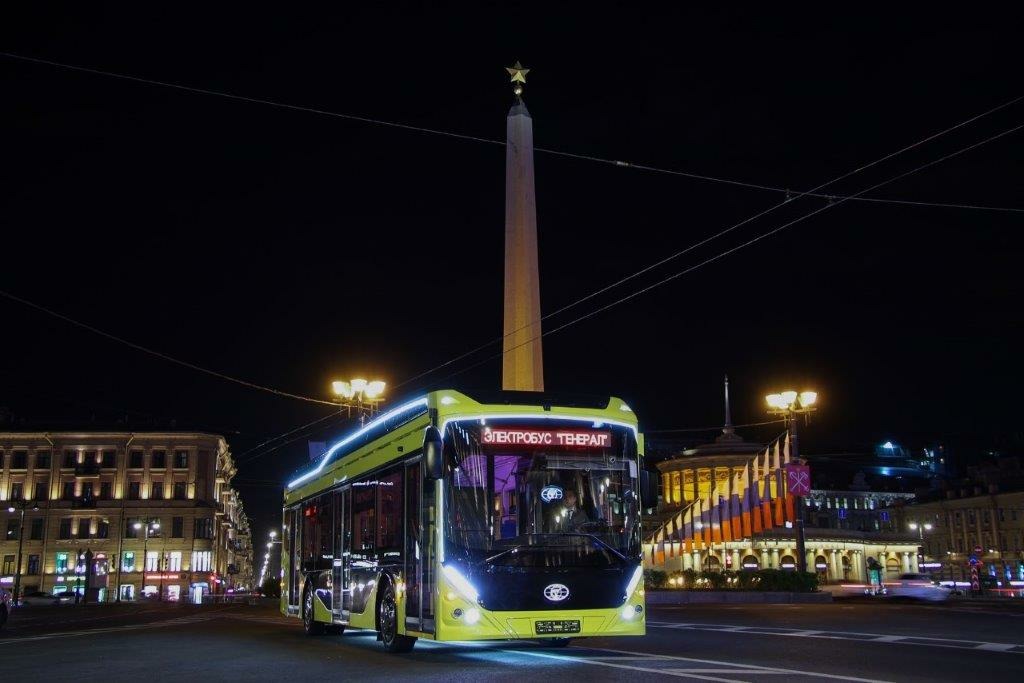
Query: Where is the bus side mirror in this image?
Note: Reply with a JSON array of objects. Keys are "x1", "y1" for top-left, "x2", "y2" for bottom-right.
[
  {"x1": 424, "y1": 426, "x2": 443, "y2": 480},
  {"x1": 639, "y1": 468, "x2": 658, "y2": 509}
]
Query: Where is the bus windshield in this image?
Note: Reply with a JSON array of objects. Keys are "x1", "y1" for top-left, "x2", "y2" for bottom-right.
[{"x1": 442, "y1": 421, "x2": 641, "y2": 563}]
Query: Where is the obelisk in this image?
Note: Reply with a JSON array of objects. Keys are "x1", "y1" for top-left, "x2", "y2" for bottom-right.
[{"x1": 502, "y1": 61, "x2": 544, "y2": 392}]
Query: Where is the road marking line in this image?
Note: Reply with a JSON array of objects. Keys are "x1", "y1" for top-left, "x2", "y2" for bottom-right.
[
  {"x1": 666, "y1": 670, "x2": 788, "y2": 675},
  {"x1": 573, "y1": 646, "x2": 892, "y2": 683},
  {"x1": 648, "y1": 621, "x2": 1023, "y2": 654},
  {"x1": 508, "y1": 650, "x2": 749, "y2": 682},
  {"x1": 976, "y1": 643, "x2": 1017, "y2": 651},
  {"x1": 0, "y1": 615, "x2": 214, "y2": 645}
]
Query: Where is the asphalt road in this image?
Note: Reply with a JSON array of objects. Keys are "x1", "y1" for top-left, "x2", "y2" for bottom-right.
[{"x1": 2, "y1": 599, "x2": 1022, "y2": 682}]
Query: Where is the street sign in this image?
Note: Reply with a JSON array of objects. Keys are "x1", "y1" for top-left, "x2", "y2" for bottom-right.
[
  {"x1": 974, "y1": 545, "x2": 983, "y2": 555},
  {"x1": 785, "y1": 464, "x2": 811, "y2": 496}
]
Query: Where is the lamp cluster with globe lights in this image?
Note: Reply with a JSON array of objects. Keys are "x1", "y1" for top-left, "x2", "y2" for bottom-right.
[
  {"x1": 765, "y1": 390, "x2": 818, "y2": 415},
  {"x1": 6, "y1": 499, "x2": 40, "y2": 605},
  {"x1": 332, "y1": 378, "x2": 387, "y2": 425}
]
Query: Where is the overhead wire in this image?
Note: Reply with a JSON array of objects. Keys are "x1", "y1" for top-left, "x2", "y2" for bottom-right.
[
  {"x1": 646, "y1": 418, "x2": 788, "y2": 434},
  {"x1": 414, "y1": 121, "x2": 1024, "y2": 389},
  {"x1": 0, "y1": 289, "x2": 338, "y2": 407},
  {"x1": 2, "y1": 51, "x2": 1020, "y2": 216},
  {"x1": 393, "y1": 96, "x2": 1024, "y2": 390}
]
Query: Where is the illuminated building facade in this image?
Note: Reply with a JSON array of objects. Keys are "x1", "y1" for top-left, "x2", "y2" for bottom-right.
[
  {"x1": 900, "y1": 466, "x2": 1024, "y2": 583},
  {"x1": 0, "y1": 431, "x2": 253, "y2": 602},
  {"x1": 646, "y1": 384, "x2": 920, "y2": 582}
]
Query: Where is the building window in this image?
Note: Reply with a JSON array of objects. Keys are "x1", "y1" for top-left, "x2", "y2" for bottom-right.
[
  {"x1": 97, "y1": 519, "x2": 109, "y2": 539},
  {"x1": 63, "y1": 451, "x2": 77, "y2": 468},
  {"x1": 82, "y1": 482, "x2": 94, "y2": 500},
  {"x1": 195, "y1": 518, "x2": 213, "y2": 539},
  {"x1": 3, "y1": 555, "x2": 15, "y2": 574},
  {"x1": 172, "y1": 517, "x2": 184, "y2": 538},
  {"x1": 173, "y1": 482, "x2": 186, "y2": 500},
  {"x1": 192, "y1": 550, "x2": 212, "y2": 572},
  {"x1": 125, "y1": 518, "x2": 139, "y2": 539},
  {"x1": 128, "y1": 482, "x2": 141, "y2": 500},
  {"x1": 5, "y1": 520, "x2": 17, "y2": 540},
  {"x1": 27, "y1": 554, "x2": 40, "y2": 575},
  {"x1": 34, "y1": 480, "x2": 48, "y2": 501},
  {"x1": 129, "y1": 451, "x2": 144, "y2": 469},
  {"x1": 35, "y1": 451, "x2": 51, "y2": 469},
  {"x1": 58, "y1": 518, "x2": 72, "y2": 539},
  {"x1": 55, "y1": 552, "x2": 69, "y2": 574},
  {"x1": 30, "y1": 517, "x2": 44, "y2": 540},
  {"x1": 78, "y1": 518, "x2": 91, "y2": 538},
  {"x1": 174, "y1": 450, "x2": 189, "y2": 469},
  {"x1": 101, "y1": 450, "x2": 116, "y2": 468},
  {"x1": 122, "y1": 552, "x2": 136, "y2": 573},
  {"x1": 12, "y1": 451, "x2": 27, "y2": 469},
  {"x1": 151, "y1": 450, "x2": 167, "y2": 469},
  {"x1": 100, "y1": 481, "x2": 112, "y2": 500},
  {"x1": 146, "y1": 551, "x2": 160, "y2": 572},
  {"x1": 151, "y1": 481, "x2": 164, "y2": 500},
  {"x1": 62, "y1": 481, "x2": 76, "y2": 500},
  {"x1": 10, "y1": 482, "x2": 23, "y2": 501},
  {"x1": 168, "y1": 551, "x2": 182, "y2": 572}
]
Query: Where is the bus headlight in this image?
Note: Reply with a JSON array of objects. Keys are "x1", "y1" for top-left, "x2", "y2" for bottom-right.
[
  {"x1": 442, "y1": 564, "x2": 479, "y2": 603},
  {"x1": 623, "y1": 565, "x2": 643, "y2": 602},
  {"x1": 620, "y1": 604, "x2": 643, "y2": 620},
  {"x1": 465, "y1": 608, "x2": 481, "y2": 625}
]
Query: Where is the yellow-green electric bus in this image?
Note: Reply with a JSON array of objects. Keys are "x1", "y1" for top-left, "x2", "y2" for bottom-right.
[{"x1": 280, "y1": 389, "x2": 654, "y2": 652}]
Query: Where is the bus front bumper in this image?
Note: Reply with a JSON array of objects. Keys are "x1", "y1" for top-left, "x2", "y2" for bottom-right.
[{"x1": 435, "y1": 602, "x2": 646, "y2": 641}]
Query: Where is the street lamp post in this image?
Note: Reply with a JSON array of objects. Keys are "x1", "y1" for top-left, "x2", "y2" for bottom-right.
[
  {"x1": 331, "y1": 379, "x2": 386, "y2": 425},
  {"x1": 908, "y1": 521, "x2": 933, "y2": 572},
  {"x1": 765, "y1": 390, "x2": 818, "y2": 574},
  {"x1": 7, "y1": 500, "x2": 39, "y2": 607},
  {"x1": 135, "y1": 519, "x2": 160, "y2": 599}
]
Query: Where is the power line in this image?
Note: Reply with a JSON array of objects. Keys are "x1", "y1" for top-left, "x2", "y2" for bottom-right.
[
  {"x1": 0, "y1": 289, "x2": 337, "y2": 407},
  {"x1": 394, "y1": 96, "x2": 1024, "y2": 390},
  {"x1": 418, "y1": 121, "x2": 1024, "y2": 389},
  {"x1": 234, "y1": 411, "x2": 348, "y2": 464},
  {"x1": 3, "y1": 51, "x2": 1020, "y2": 216}
]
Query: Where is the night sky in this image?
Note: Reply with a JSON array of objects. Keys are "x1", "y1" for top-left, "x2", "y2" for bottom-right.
[{"x1": 2, "y1": 7, "x2": 1022, "y2": 535}]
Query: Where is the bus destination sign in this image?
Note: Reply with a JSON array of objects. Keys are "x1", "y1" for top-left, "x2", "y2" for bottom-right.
[{"x1": 481, "y1": 427, "x2": 611, "y2": 448}]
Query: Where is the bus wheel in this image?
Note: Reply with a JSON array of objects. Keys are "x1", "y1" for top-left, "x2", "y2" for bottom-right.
[
  {"x1": 378, "y1": 583, "x2": 416, "y2": 653},
  {"x1": 0, "y1": 605, "x2": 7, "y2": 629},
  {"x1": 303, "y1": 587, "x2": 325, "y2": 636},
  {"x1": 538, "y1": 638, "x2": 572, "y2": 647}
]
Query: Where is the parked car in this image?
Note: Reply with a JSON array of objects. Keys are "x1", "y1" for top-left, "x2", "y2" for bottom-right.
[
  {"x1": 888, "y1": 573, "x2": 951, "y2": 601},
  {"x1": 19, "y1": 590, "x2": 74, "y2": 606},
  {"x1": 0, "y1": 586, "x2": 11, "y2": 628}
]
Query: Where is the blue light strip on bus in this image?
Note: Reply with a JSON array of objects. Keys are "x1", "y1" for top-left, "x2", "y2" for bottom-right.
[{"x1": 286, "y1": 396, "x2": 429, "y2": 489}]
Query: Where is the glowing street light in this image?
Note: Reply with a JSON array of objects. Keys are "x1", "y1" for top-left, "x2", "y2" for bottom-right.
[
  {"x1": 765, "y1": 387, "x2": 819, "y2": 573},
  {"x1": 332, "y1": 377, "x2": 387, "y2": 424}
]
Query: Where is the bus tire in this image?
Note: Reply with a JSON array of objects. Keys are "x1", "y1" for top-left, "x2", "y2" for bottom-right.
[
  {"x1": 378, "y1": 583, "x2": 416, "y2": 653},
  {"x1": 0, "y1": 605, "x2": 7, "y2": 629},
  {"x1": 302, "y1": 586, "x2": 325, "y2": 636},
  {"x1": 538, "y1": 638, "x2": 572, "y2": 647}
]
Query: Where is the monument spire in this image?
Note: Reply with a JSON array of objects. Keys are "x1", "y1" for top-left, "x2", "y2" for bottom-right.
[{"x1": 502, "y1": 61, "x2": 544, "y2": 391}]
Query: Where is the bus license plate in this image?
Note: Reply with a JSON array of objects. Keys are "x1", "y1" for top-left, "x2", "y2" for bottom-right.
[{"x1": 535, "y1": 620, "x2": 581, "y2": 634}]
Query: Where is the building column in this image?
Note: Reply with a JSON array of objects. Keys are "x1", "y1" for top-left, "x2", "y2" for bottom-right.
[
  {"x1": 692, "y1": 550, "x2": 701, "y2": 572},
  {"x1": 771, "y1": 548, "x2": 779, "y2": 569},
  {"x1": 761, "y1": 548, "x2": 771, "y2": 569},
  {"x1": 731, "y1": 548, "x2": 741, "y2": 572},
  {"x1": 806, "y1": 549, "x2": 816, "y2": 574},
  {"x1": 830, "y1": 550, "x2": 841, "y2": 582},
  {"x1": 902, "y1": 551, "x2": 911, "y2": 573},
  {"x1": 910, "y1": 551, "x2": 919, "y2": 573}
]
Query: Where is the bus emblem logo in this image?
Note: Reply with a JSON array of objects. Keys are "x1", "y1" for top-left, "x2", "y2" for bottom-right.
[
  {"x1": 543, "y1": 584, "x2": 570, "y2": 602},
  {"x1": 540, "y1": 486, "x2": 564, "y2": 503}
]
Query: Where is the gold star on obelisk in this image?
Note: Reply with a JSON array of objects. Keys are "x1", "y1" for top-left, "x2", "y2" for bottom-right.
[{"x1": 506, "y1": 60, "x2": 529, "y2": 96}]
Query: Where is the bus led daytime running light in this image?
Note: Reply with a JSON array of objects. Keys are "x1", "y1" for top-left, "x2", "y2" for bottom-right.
[
  {"x1": 442, "y1": 564, "x2": 479, "y2": 603},
  {"x1": 623, "y1": 565, "x2": 643, "y2": 602}
]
